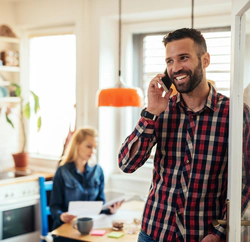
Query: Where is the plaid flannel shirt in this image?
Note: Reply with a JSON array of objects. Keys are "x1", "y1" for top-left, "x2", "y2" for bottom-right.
[{"x1": 118, "y1": 84, "x2": 250, "y2": 242}]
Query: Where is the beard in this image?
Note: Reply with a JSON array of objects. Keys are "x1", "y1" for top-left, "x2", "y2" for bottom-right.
[{"x1": 171, "y1": 59, "x2": 203, "y2": 94}]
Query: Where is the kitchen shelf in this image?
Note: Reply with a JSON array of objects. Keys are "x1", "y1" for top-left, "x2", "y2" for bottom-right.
[
  {"x1": 0, "y1": 33, "x2": 21, "y2": 108},
  {"x1": 0, "y1": 97, "x2": 20, "y2": 103},
  {"x1": 0, "y1": 65, "x2": 20, "y2": 72},
  {"x1": 0, "y1": 36, "x2": 20, "y2": 44}
]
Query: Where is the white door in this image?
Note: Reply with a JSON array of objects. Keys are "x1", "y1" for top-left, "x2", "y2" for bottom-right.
[{"x1": 229, "y1": 0, "x2": 250, "y2": 241}]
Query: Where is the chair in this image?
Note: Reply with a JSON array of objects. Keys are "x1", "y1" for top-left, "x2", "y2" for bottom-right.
[{"x1": 39, "y1": 176, "x2": 53, "y2": 242}]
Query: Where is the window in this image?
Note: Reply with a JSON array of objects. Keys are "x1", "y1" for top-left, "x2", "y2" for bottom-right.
[
  {"x1": 28, "y1": 34, "x2": 76, "y2": 158},
  {"x1": 133, "y1": 28, "x2": 231, "y2": 162},
  {"x1": 203, "y1": 31, "x2": 231, "y2": 97}
]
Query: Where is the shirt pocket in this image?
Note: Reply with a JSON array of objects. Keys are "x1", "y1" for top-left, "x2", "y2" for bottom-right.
[
  {"x1": 87, "y1": 179, "x2": 101, "y2": 199},
  {"x1": 87, "y1": 178, "x2": 101, "y2": 188},
  {"x1": 64, "y1": 182, "x2": 80, "y2": 201}
]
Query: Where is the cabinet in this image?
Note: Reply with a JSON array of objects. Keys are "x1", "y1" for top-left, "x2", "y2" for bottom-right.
[{"x1": 0, "y1": 36, "x2": 20, "y2": 107}]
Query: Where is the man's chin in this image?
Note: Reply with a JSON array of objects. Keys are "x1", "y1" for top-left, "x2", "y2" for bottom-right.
[{"x1": 175, "y1": 84, "x2": 188, "y2": 93}]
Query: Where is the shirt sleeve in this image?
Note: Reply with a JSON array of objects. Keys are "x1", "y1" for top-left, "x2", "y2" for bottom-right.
[
  {"x1": 49, "y1": 168, "x2": 65, "y2": 230},
  {"x1": 242, "y1": 104, "x2": 250, "y2": 213},
  {"x1": 118, "y1": 117, "x2": 157, "y2": 173}
]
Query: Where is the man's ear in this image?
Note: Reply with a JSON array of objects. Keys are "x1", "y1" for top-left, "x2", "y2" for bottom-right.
[{"x1": 202, "y1": 52, "x2": 210, "y2": 68}]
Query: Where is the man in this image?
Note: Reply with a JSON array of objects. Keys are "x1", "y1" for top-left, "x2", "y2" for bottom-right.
[{"x1": 118, "y1": 28, "x2": 250, "y2": 242}]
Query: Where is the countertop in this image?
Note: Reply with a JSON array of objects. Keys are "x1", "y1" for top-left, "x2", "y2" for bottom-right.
[{"x1": 0, "y1": 167, "x2": 54, "y2": 186}]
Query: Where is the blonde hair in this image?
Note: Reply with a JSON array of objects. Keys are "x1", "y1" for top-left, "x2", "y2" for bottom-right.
[{"x1": 59, "y1": 126, "x2": 98, "y2": 166}]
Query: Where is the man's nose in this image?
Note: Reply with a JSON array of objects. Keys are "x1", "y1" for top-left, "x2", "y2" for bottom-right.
[{"x1": 172, "y1": 61, "x2": 183, "y2": 74}]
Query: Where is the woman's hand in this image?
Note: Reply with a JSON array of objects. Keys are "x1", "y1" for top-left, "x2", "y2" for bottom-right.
[
  {"x1": 109, "y1": 200, "x2": 124, "y2": 214},
  {"x1": 60, "y1": 212, "x2": 76, "y2": 223},
  {"x1": 201, "y1": 234, "x2": 222, "y2": 242}
]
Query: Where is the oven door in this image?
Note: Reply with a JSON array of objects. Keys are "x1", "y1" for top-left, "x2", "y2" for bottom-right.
[{"x1": 0, "y1": 196, "x2": 40, "y2": 242}]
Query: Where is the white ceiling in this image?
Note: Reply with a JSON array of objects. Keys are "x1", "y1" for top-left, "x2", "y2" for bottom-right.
[
  {"x1": 120, "y1": 0, "x2": 232, "y2": 22},
  {"x1": 0, "y1": 0, "x2": 232, "y2": 19},
  {"x1": 2, "y1": 0, "x2": 247, "y2": 25}
]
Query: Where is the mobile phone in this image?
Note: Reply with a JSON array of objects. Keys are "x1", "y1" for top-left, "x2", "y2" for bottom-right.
[{"x1": 161, "y1": 68, "x2": 172, "y2": 92}]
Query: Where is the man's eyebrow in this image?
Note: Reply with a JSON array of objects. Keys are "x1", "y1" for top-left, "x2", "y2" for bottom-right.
[{"x1": 179, "y1": 53, "x2": 190, "y2": 57}]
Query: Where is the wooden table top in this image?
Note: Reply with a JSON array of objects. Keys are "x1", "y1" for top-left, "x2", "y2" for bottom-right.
[
  {"x1": 52, "y1": 224, "x2": 139, "y2": 242},
  {"x1": 52, "y1": 200, "x2": 145, "y2": 242}
]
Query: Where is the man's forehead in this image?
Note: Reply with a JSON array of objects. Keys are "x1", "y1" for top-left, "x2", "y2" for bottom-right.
[{"x1": 165, "y1": 38, "x2": 196, "y2": 57}]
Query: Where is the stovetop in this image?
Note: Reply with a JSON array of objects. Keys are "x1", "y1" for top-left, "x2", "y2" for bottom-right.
[
  {"x1": 0, "y1": 169, "x2": 33, "y2": 180},
  {"x1": 0, "y1": 169, "x2": 40, "y2": 204}
]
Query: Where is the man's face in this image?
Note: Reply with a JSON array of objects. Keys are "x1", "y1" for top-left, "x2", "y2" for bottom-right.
[{"x1": 165, "y1": 38, "x2": 206, "y2": 93}]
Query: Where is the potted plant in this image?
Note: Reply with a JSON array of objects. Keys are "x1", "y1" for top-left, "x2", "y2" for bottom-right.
[{"x1": 5, "y1": 83, "x2": 41, "y2": 168}]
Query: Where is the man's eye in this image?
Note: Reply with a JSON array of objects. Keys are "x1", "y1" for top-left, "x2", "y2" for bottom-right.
[
  {"x1": 181, "y1": 56, "x2": 188, "y2": 60},
  {"x1": 166, "y1": 60, "x2": 173, "y2": 65}
]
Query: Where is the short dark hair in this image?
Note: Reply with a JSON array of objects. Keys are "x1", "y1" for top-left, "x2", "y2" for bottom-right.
[{"x1": 163, "y1": 28, "x2": 207, "y2": 57}]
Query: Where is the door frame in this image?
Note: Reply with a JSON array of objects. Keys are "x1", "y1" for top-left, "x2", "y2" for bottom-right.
[{"x1": 229, "y1": 0, "x2": 250, "y2": 241}]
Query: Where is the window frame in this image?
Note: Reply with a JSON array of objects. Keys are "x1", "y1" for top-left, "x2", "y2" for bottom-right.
[{"x1": 21, "y1": 26, "x2": 77, "y2": 169}]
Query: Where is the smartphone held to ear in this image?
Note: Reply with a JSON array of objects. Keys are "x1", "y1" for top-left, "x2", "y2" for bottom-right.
[{"x1": 161, "y1": 69, "x2": 172, "y2": 92}]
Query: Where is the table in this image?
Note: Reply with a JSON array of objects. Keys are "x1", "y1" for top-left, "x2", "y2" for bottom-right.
[
  {"x1": 51, "y1": 200, "x2": 145, "y2": 242},
  {"x1": 52, "y1": 224, "x2": 138, "y2": 242}
]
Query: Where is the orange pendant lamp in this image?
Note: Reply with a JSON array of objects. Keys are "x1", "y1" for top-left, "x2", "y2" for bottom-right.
[
  {"x1": 97, "y1": 72, "x2": 144, "y2": 107},
  {"x1": 97, "y1": 0, "x2": 144, "y2": 107}
]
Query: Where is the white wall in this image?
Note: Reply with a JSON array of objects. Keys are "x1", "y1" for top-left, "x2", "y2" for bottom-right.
[
  {"x1": 0, "y1": 0, "x2": 234, "y2": 193},
  {"x1": 0, "y1": 1, "x2": 16, "y2": 26}
]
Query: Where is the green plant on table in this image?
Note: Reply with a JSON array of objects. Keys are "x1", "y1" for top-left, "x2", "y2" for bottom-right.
[{"x1": 5, "y1": 83, "x2": 41, "y2": 153}]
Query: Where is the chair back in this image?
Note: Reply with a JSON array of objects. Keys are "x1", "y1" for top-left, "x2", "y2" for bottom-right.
[{"x1": 39, "y1": 176, "x2": 53, "y2": 242}]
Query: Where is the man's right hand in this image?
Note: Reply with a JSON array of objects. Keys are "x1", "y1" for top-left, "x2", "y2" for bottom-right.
[{"x1": 147, "y1": 74, "x2": 173, "y2": 116}]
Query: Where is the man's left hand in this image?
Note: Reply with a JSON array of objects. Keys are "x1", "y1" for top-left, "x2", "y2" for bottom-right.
[{"x1": 201, "y1": 234, "x2": 222, "y2": 242}]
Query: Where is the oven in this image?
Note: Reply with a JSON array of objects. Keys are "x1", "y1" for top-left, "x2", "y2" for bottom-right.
[{"x1": 0, "y1": 174, "x2": 40, "y2": 242}]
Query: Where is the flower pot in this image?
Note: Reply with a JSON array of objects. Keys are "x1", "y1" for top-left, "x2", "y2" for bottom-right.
[{"x1": 12, "y1": 152, "x2": 29, "y2": 168}]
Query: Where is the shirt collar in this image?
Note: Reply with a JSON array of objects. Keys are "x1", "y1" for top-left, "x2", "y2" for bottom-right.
[
  {"x1": 174, "y1": 82, "x2": 218, "y2": 112},
  {"x1": 68, "y1": 161, "x2": 90, "y2": 174}
]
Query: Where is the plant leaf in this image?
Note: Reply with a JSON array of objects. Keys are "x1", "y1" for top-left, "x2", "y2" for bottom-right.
[
  {"x1": 11, "y1": 83, "x2": 21, "y2": 97},
  {"x1": 23, "y1": 102, "x2": 31, "y2": 119},
  {"x1": 37, "y1": 116, "x2": 42, "y2": 131},
  {"x1": 5, "y1": 113, "x2": 14, "y2": 128},
  {"x1": 30, "y1": 91, "x2": 40, "y2": 113}
]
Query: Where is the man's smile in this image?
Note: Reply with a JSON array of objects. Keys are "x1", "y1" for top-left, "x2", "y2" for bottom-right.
[{"x1": 175, "y1": 75, "x2": 187, "y2": 81}]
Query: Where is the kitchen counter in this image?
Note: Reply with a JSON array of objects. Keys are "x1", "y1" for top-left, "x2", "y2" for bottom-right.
[{"x1": 0, "y1": 167, "x2": 54, "y2": 186}]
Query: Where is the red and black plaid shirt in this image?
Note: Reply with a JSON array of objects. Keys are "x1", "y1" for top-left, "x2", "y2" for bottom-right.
[{"x1": 118, "y1": 84, "x2": 250, "y2": 242}]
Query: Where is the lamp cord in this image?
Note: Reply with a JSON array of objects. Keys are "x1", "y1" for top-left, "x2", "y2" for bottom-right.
[
  {"x1": 191, "y1": 0, "x2": 194, "y2": 28},
  {"x1": 118, "y1": 0, "x2": 122, "y2": 77}
]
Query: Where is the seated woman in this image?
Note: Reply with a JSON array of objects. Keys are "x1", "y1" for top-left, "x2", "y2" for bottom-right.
[{"x1": 50, "y1": 126, "x2": 123, "y2": 239}]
